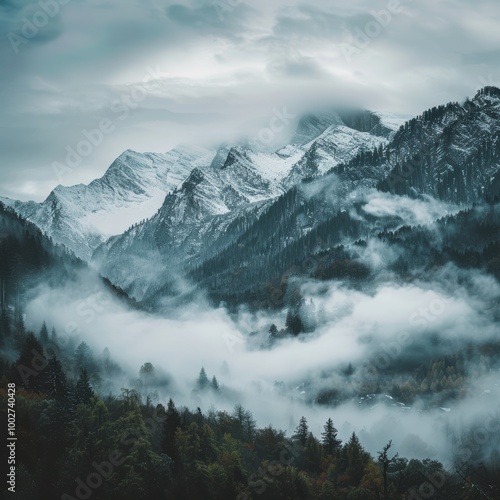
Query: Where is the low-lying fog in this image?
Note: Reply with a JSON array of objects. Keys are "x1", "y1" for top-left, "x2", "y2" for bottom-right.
[{"x1": 23, "y1": 259, "x2": 500, "y2": 467}]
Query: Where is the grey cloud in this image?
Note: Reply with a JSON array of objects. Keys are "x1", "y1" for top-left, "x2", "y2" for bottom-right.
[
  {"x1": 21, "y1": 260, "x2": 500, "y2": 464},
  {"x1": 0, "y1": 0, "x2": 65, "y2": 47},
  {"x1": 1, "y1": 0, "x2": 500, "y2": 201},
  {"x1": 461, "y1": 50, "x2": 500, "y2": 66},
  {"x1": 165, "y1": 0, "x2": 258, "y2": 40},
  {"x1": 269, "y1": 55, "x2": 330, "y2": 78},
  {"x1": 273, "y1": 5, "x2": 374, "y2": 42}
]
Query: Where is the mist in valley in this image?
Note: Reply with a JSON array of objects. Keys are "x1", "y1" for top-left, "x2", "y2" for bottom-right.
[{"x1": 20, "y1": 226, "x2": 500, "y2": 469}]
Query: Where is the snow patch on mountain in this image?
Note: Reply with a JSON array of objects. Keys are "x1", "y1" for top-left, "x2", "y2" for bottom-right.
[{"x1": 6, "y1": 145, "x2": 216, "y2": 260}]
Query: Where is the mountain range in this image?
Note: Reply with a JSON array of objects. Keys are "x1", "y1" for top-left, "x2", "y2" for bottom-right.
[{"x1": 2, "y1": 87, "x2": 500, "y2": 311}]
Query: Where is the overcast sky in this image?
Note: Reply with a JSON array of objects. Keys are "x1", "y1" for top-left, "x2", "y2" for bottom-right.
[{"x1": 0, "y1": 0, "x2": 499, "y2": 201}]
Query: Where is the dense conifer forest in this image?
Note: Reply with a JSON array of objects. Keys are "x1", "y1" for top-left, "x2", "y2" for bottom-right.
[{"x1": 1, "y1": 310, "x2": 499, "y2": 500}]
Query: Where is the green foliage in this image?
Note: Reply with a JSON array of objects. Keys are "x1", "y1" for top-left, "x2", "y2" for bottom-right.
[
  {"x1": 321, "y1": 418, "x2": 341, "y2": 456},
  {"x1": 73, "y1": 368, "x2": 94, "y2": 407},
  {"x1": 1, "y1": 311, "x2": 499, "y2": 499},
  {"x1": 293, "y1": 416, "x2": 309, "y2": 447}
]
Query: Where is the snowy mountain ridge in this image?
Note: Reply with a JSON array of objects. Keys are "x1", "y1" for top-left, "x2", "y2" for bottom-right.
[
  {"x1": 2, "y1": 107, "x2": 399, "y2": 265},
  {"x1": 1, "y1": 145, "x2": 216, "y2": 260},
  {"x1": 96, "y1": 88, "x2": 500, "y2": 305},
  {"x1": 90, "y1": 110, "x2": 401, "y2": 299}
]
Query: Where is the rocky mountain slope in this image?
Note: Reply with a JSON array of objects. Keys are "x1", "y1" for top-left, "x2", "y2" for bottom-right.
[
  {"x1": 1, "y1": 145, "x2": 216, "y2": 260},
  {"x1": 92, "y1": 110, "x2": 401, "y2": 300},
  {"x1": 151, "y1": 88, "x2": 500, "y2": 309},
  {"x1": 5, "y1": 89, "x2": 499, "y2": 311}
]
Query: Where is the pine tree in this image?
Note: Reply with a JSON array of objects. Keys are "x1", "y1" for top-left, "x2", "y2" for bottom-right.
[
  {"x1": 293, "y1": 416, "x2": 309, "y2": 446},
  {"x1": 12, "y1": 314, "x2": 26, "y2": 350},
  {"x1": 39, "y1": 321, "x2": 49, "y2": 344},
  {"x1": 345, "y1": 432, "x2": 368, "y2": 486},
  {"x1": 15, "y1": 332, "x2": 46, "y2": 392},
  {"x1": 45, "y1": 355, "x2": 68, "y2": 401},
  {"x1": 139, "y1": 362, "x2": 155, "y2": 390},
  {"x1": 232, "y1": 405, "x2": 256, "y2": 442},
  {"x1": 73, "y1": 368, "x2": 93, "y2": 406},
  {"x1": 211, "y1": 375, "x2": 219, "y2": 391},
  {"x1": 50, "y1": 327, "x2": 57, "y2": 346},
  {"x1": 285, "y1": 309, "x2": 303, "y2": 335},
  {"x1": 344, "y1": 362, "x2": 354, "y2": 376},
  {"x1": 75, "y1": 341, "x2": 93, "y2": 371},
  {"x1": 164, "y1": 398, "x2": 181, "y2": 466},
  {"x1": 197, "y1": 367, "x2": 209, "y2": 390},
  {"x1": 321, "y1": 418, "x2": 341, "y2": 455}
]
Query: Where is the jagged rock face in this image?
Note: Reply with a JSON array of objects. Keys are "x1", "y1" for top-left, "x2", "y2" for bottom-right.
[
  {"x1": 375, "y1": 90, "x2": 500, "y2": 204},
  {"x1": 290, "y1": 111, "x2": 345, "y2": 146},
  {"x1": 5, "y1": 90, "x2": 500, "y2": 308},
  {"x1": 1, "y1": 146, "x2": 216, "y2": 260},
  {"x1": 283, "y1": 125, "x2": 388, "y2": 187},
  {"x1": 93, "y1": 109, "x2": 400, "y2": 300},
  {"x1": 149, "y1": 89, "x2": 500, "y2": 308},
  {"x1": 94, "y1": 92, "x2": 500, "y2": 303}
]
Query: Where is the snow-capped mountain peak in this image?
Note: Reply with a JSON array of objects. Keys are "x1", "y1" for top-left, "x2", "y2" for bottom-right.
[{"x1": 4, "y1": 145, "x2": 216, "y2": 260}]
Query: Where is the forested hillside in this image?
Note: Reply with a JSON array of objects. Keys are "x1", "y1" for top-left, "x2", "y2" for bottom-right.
[{"x1": 1, "y1": 311, "x2": 499, "y2": 500}]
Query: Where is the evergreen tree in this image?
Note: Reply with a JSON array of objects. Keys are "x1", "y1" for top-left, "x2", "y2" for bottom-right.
[
  {"x1": 293, "y1": 416, "x2": 309, "y2": 446},
  {"x1": 74, "y1": 341, "x2": 93, "y2": 372},
  {"x1": 12, "y1": 314, "x2": 26, "y2": 350},
  {"x1": 211, "y1": 375, "x2": 219, "y2": 391},
  {"x1": 345, "y1": 432, "x2": 368, "y2": 486},
  {"x1": 164, "y1": 398, "x2": 181, "y2": 466},
  {"x1": 73, "y1": 368, "x2": 93, "y2": 406},
  {"x1": 303, "y1": 433, "x2": 323, "y2": 473},
  {"x1": 39, "y1": 321, "x2": 49, "y2": 344},
  {"x1": 45, "y1": 355, "x2": 68, "y2": 401},
  {"x1": 285, "y1": 309, "x2": 304, "y2": 335},
  {"x1": 232, "y1": 405, "x2": 256, "y2": 442},
  {"x1": 50, "y1": 327, "x2": 57, "y2": 346},
  {"x1": 268, "y1": 324, "x2": 279, "y2": 346},
  {"x1": 321, "y1": 418, "x2": 342, "y2": 455},
  {"x1": 15, "y1": 331, "x2": 46, "y2": 392},
  {"x1": 140, "y1": 361, "x2": 155, "y2": 390},
  {"x1": 197, "y1": 367, "x2": 209, "y2": 390},
  {"x1": 344, "y1": 362, "x2": 355, "y2": 376}
]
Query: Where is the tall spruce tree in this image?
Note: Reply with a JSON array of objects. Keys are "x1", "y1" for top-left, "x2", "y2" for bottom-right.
[
  {"x1": 197, "y1": 367, "x2": 209, "y2": 390},
  {"x1": 45, "y1": 355, "x2": 68, "y2": 402},
  {"x1": 39, "y1": 321, "x2": 49, "y2": 344},
  {"x1": 293, "y1": 416, "x2": 309, "y2": 447},
  {"x1": 73, "y1": 368, "x2": 93, "y2": 406},
  {"x1": 321, "y1": 418, "x2": 342, "y2": 455}
]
